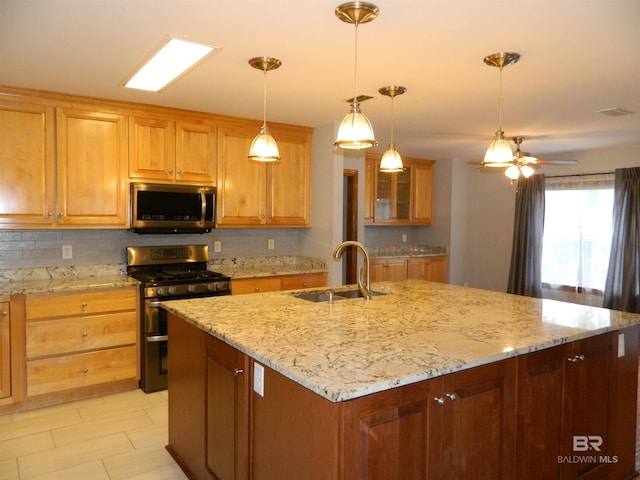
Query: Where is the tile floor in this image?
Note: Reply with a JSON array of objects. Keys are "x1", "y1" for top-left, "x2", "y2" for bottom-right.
[{"x1": 0, "y1": 389, "x2": 188, "y2": 480}]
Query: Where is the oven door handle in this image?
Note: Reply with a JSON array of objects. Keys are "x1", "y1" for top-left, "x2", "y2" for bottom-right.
[
  {"x1": 146, "y1": 335, "x2": 168, "y2": 343},
  {"x1": 148, "y1": 301, "x2": 162, "y2": 308}
]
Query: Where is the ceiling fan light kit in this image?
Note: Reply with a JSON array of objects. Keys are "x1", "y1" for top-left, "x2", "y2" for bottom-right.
[
  {"x1": 483, "y1": 52, "x2": 520, "y2": 166},
  {"x1": 334, "y1": 1, "x2": 379, "y2": 150},
  {"x1": 248, "y1": 56, "x2": 282, "y2": 163},
  {"x1": 379, "y1": 85, "x2": 406, "y2": 173}
]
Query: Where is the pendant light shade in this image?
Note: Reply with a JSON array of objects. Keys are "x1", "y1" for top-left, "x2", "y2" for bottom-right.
[
  {"x1": 248, "y1": 56, "x2": 281, "y2": 163},
  {"x1": 334, "y1": 2, "x2": 379, "y2": 150},
  {"x1": 483, "y1": 52, "x2": 520, "y2": 166},
  {"x1": 379, "y1": 85, "x2": 406, "y2": 173}
]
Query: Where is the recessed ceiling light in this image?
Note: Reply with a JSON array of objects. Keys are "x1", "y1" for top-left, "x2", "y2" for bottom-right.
[
  {"x1": 123, "y1": 36, "x2": 221, "y2": 92},
  {"x1": 597, "y1": 107, "x2": 634, "y2": 117}
]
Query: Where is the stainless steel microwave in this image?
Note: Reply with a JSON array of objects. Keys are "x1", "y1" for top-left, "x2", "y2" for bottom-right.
[{"x1": 130, "y1": 183, "x2": 216, "y2": 234}]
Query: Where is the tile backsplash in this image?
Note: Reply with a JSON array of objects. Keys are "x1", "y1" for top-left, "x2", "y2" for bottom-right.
[{"x1": 0, "y1": 229, "x2": 300, "y2": 269}]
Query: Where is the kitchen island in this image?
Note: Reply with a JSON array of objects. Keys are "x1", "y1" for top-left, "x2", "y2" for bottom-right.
[{"x1": 162, "y1": 280, "x2": 640, "y2": 480}]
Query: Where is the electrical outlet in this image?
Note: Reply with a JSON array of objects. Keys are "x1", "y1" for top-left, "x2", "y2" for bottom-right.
[
  {"x1": 267, "y1": 238, "x2": 275, "y2": 250},
  {"x1": 254, "y1": 362, "x2": 265, "y2": 397},
  {"x1": 402, "y1": 234, "x2": 407, "y2": 243},
  {"x1": 214, "y1": 241, "x2": 222, "y2": 253},
  {"x1": 62, "y1": 245, "x2": 73, "y2": 259}
]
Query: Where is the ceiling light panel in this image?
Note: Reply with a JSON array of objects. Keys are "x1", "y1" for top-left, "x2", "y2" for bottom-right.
[{"x1": 124, "y1": 36, "x2": 221, "y2": 92}]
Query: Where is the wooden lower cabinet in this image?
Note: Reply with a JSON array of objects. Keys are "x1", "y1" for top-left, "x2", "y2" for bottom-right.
[
  {"x1": 231, "y1": 272, "x2": 327, "y2": 295},
  {"x1": 516, "y1": 327, "x2": 639, "y2": 480},
  {"x1": 167, "y1": 314, "x2": 639, "y2": 480},
  {"x1": 24, "y1": 287, "x2": 139, "y2": 404},
  {"x1": 371, "y1": 256, "x2": 447, "y2": 283}
]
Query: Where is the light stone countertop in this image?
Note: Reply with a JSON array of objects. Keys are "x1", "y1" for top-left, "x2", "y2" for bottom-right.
[
  {"x1": 161, "y1": 279, "x2": 640, "y2": 403},
  {"x1": 0, "y1": 274, "x2": 139, "y2": 295}
]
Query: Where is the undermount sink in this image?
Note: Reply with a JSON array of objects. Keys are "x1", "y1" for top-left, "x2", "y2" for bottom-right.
[{"x1": 289, "y1": 289, "x2": 387, "y2": 303}]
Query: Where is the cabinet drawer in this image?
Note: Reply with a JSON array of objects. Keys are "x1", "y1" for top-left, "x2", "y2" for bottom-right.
[
  {"x1": 26, "y1": 311, "x2": 137, "y2": 358},
  {"x1": 281, "y1": 273, "x2": 327, "y2": 291},
  {"x1": 27, "y1": 345, "x2": 138, "y2": 397},
  {"x1": 26, "y1": 288, "x2": 137, "y2": 320},
  {"x1": 231, "y1": 277, "x2": 282, "y2": 295}
]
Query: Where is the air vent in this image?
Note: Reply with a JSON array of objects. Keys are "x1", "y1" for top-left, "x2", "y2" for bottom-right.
[{"x1": 597, "y1": 107, "x2": 634, "y2": 117}]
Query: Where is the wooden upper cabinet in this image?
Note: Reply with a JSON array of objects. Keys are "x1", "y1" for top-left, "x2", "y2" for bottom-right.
[
  {"x1": 0, "y1": 99, "x2": 55, "y2": 225},
  {"x1": 129, "y1": 115, "x2": 217, "y2": 184},
  {"x1": 56, "y1": 107, "x2": 128, "y2": 226},
  {"x1": 216, "y1": 123, "x2": 312, "y2": 228},
  {"x1": 365, "y1": 154, "x2": 435, "y2": 226}
]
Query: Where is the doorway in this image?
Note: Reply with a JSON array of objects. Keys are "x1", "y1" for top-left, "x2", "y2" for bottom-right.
[{"x1": 343, "y1": 169, "x2": 358, "y2": 284}]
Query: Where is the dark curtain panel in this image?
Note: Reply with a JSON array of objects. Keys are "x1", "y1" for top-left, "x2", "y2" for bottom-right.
[
  {"x1": 507, "y1": 174, "x2": 545, "y2": 297},
  {"x1": 603, "y1": 167, "x2": 640, "y2": 313}
]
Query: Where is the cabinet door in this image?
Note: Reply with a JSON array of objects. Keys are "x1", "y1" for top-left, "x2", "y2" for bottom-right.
[
  {"x1": 375, "y1": 167, "x2": 412, "y2": 224},
  {"x1": 128, "y1": 115, "x2": 175, "y2": 182},
  {"x1": 341, "y1": 380, "x2": 436, "y2": 480},
  {"x1": 216, "y1": 125, "x2": 266, "y2": 226},
  {"x1": 411, "y1": 160, "x2": 434, "y2": 225},
  {"x1": 407, "y1": 256, "x2": 447, "y2": 283},
  {"x1": 561, "y1": 333, "x2": 616, "y2": 480},
  {"x1": 175, "y1": 121, "x2": 217, "y2": 184},
  {"x1": 0, "y1": 100, "x2": 55, "y2": 226},
  {"x1": 435, "y1": 359, "x2": 516, "y2": 479},
  {"x1": 266, "y1": 127, "x2": 311, "y2": 227},
  {"x1": 56, "y1": 107, "x2": 128, "y2": 226},
  {"x1": 371, "y1": 259, "x2": 407, "y2": 282},
  {"x1": 205, "y1": 335, "x2": 249, "y2": 480},
  {"x1": 0, "y1": 303, "x2": 10, "y2": 399},
  {"x1": 516, "y1": 344, "x2": 566, "y2": 480}
]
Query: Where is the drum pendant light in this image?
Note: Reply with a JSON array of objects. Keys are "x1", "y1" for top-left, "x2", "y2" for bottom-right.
[
  {"x1": 248, "y1": 56, "x2": 281, "y2": 162},
  {"x1": 379, "y1": 85, "x2": 406, "y2": 173},
  {"x1": 334, "y1": 2, "x2": 379, "y2": 150},
  {"x1": 483, "y1": 52, "x2": 520, "y2": 166}
]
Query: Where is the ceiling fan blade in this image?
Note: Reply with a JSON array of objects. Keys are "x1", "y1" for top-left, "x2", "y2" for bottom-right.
[{"x1": 533, "y1": 159, "x2": 578, "y2": 165}]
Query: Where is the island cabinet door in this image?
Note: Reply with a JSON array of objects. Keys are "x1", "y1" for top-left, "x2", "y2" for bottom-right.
[
  {"x1": 340, "y1": 379, "x2": 438, "y2": 480},
  {"x1": 204, "y1": 335, "x2": 250, "y2": 480},
  {"x1": 433, "y1": 358, "x2": 517, "y2": 480}
]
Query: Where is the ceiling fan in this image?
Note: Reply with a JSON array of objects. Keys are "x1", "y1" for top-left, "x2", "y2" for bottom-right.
[{"x1": 470, "y1": 136, "x2": 578, "y2": 179}]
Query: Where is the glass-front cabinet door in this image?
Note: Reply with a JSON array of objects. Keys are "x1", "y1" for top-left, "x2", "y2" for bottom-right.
[{"x1": 375, "y1": 164, "x2": 412, "y2": 223}]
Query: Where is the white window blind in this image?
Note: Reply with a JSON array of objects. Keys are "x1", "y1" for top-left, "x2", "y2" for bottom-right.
[{"x1": 541, "y1": 173, "x2": 615, "y2": 295}]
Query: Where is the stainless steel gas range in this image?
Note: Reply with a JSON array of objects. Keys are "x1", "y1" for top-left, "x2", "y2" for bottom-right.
[{"x1": 126, "y1": 244, "x2": 231, "y2": 392}]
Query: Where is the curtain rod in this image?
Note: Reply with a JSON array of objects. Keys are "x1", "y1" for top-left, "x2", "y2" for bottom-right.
[{"x1": 544, "y1": 170, "x2": 614, "y2": 179}]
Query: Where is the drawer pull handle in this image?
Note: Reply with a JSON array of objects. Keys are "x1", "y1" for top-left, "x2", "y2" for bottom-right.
[
  {"x1": 82, "y1": 331, "x2": 88, "y2": 337},
  {"x1": 82, "y1": 368, "x2": 88, "y2": 374},
  {"x1": 568, "y1": 354, "x2": 585, "y2": 363},
  {"x1": 234, "y1": 368, "x2": 244, "y2": 376},
  {"x1": 81, "y1": 302, "x2": 87, "y2": 308},
  {"x1": 1, "y1": 311, "x2": 7, "y2": 316},
  {"x1": 255, "y1": 287, "x2": 260, "y2": 292},
  {"x1": 433, "y1": 396, "x2": 446, "y2": 406},
  {"x1": 446, "y1": 393, "x2": 457, "y2": 402}
]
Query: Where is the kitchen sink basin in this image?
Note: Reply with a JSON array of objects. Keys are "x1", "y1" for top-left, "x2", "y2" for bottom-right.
[
  {"x1": 289, "y1": 289, "x2": 387, "y2": 302},
  {"x1": 333, "y1": 289, "x2": 387, "y2": 299},
  {"x1": 289, "y1": 291, "x2": 344, "y2": 303}
]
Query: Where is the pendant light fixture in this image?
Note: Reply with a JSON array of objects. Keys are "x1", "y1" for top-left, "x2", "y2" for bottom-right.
[
  {"x1": 482, "y1": 52, "x2": 520, "y2": 166},
  {"x1": 248, "y1": 56, "x2": 281, "y2": 163},
  {"x1": 334, "y1": 2, "x2": 379, "y2": 150},
  {"x1": 378, "y1": 85, "x2": 406, "y2": 173}
]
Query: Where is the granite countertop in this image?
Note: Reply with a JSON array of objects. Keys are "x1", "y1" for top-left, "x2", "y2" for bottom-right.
[
  {"x1": 161, "y1": 280, "x2": 640, "y2": 403},
  {"x1": 0, "y1": 264, "x2": 138, "y2": 295},
  {"x1": 210, "y1": 255, "x2": 328, "y2": 279}
]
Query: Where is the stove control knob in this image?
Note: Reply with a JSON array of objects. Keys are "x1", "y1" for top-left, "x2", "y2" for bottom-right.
[
  {"x1": 188, "y1": 284, "x2": 196, "y2": 293},
  {"x1": 206, "y1": 283, "x2": 215, "y2": 291},
  {"x1": 156, "y1": 287, "x2": 166, "y2": 297},
  {"x1": 216, "y1": 281, "x2": 230, "y2": 292},
  {"x1": 167, "y1": 287, "x2": 176, "y2": 295}
]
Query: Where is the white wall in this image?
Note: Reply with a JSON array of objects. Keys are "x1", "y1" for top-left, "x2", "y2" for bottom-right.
[{"x1": 448, "y1": 143, "x2": 640, "y2": 293}]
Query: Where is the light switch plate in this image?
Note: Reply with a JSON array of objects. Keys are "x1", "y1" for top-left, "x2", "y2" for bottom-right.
[
  {"x1": 254, "y1": 362, "x2": 265, "y2": 397},
  {"x1": 214, "y1": 241, "x2": 222, "y2": 253}
]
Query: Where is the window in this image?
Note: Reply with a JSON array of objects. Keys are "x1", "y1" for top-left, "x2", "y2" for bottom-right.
[{"x1": 541, "y1": 173, "x2": 615, "y2": 306}]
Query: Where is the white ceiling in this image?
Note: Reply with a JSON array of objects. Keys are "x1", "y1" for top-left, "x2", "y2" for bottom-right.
[{"x1": 1, "y1": 0, "x2": 639, "y2": 162}]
